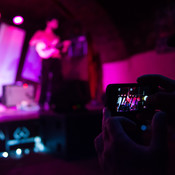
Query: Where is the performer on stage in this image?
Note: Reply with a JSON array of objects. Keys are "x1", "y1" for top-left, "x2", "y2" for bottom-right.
[{"x1": 29, "y1": 17, "x2": 71, "y2": 110}]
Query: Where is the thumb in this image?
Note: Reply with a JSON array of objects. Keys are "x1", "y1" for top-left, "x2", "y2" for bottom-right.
[
  {"x1": 102, "y1": 107, "x2": 111, "y2": 129},
  {"x1": 105, "y1": 117, "x2": 137, "y2": 145},
  {"x1": 151, "y1": 111, "x2": 167, "y2": 150}
]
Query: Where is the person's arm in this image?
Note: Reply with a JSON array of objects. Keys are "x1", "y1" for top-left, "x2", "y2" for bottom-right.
[{"x1": 62, "y1": 40, "x2": 71, "y2": 53}]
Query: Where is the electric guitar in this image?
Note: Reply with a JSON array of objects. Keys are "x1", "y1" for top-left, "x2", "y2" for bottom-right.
[{"x1": 35, "y1": 40, "x2": 71, "y2": 59}]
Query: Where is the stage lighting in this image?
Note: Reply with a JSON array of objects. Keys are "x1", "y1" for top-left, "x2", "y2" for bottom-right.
[
  {"x1": 140, "y1": 125, "x2": 147, "y2": 131},
  {"x1": 13, "y1": 16, "x2": 24, "y2": 25},
  {"x1": 16, "y1": 148, "x2": 22, "y2": 156},
  {"x1": 2, "y1": 152, "x2": 8, "y2": 158},
  {"x1": 24, "y1": 149, "x2": 30, "y2": 154},
  {"x1": 34, "y1": 136, "x2": 41, "y2": 143}
]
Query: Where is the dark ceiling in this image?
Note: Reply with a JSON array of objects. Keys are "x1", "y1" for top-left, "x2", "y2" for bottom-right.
[
  {"x1": 0, "y1": 0, "x2": 175, "y2": 79},
  {"x1": 0, "y1": 0, "x2": 175, "y2": 43},
  {"x1": 0, "y1": 0, "x2": 173, "y2": 30},
  {"x1": 0, "y1": 0, "x2": 73, "y2": 30},
  {"x1": 98, "y1": 0, "x2": 172, "y2": 26},
  {"x1": 0, "y1": 0, "x2": 175, "y2": 47}
]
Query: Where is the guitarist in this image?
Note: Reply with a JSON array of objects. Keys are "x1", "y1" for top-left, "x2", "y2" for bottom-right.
[{"x1": 29, "y1": 17, "x2": 70, "y2": 110}]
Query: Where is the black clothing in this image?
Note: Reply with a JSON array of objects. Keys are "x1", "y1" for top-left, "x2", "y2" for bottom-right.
[{"x1": 39, "y1": 58, "x2": 63, "y2": 106}]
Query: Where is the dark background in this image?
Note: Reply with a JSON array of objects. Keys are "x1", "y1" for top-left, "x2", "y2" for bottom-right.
[{"x1": 1, "y1": 0, "x2": 175, "y2": 79}]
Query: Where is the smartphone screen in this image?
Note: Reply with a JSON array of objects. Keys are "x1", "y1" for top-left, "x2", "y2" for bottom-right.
[
  {"x1": 106, "y1": 83, "x2": 158, "y2": 144},
  {"x1": 106, "y1": 83, "x2": 156, "y2": 116},
  {"x1": 115, "y1": 86, "x2": 148, "y2": 112}
]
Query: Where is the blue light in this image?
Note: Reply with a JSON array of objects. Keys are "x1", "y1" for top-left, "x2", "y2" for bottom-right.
[
  {"x1": 140, "y1": 125, "x2": 147, "y2": 131},
  {"x1": 16, "y1": 148, "x2": 22, "y2": 156},
  {"x1": 7, "y1": 137, "x2": 35, "y2": 146},
  {"x1": 24, "y1": 149, "x2": 30, "y2": 154},
  {"x1": 2, "y1": 152, "x2": 8, "y2": 158},
  {"x1": 34, "y1": 147, "x2": 39, "y2": 153},
  {"x1": 35, "y1": 142, "x2": 45, "y2": 152},
  {"x1": 34, "y1": 136, "x2": 41, "y2": 143},
  {"x1": 0, "y1": 130, "x2": 5, "y2": 140}
]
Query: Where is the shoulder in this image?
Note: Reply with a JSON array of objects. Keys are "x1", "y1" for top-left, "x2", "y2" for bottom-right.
[
  {"x1": 53, "y1": 33, "x2": 60, "y2": 40},
  {"x1": 29, "y1": 30, "x2": 45, "y2": 46},
  {"x1": 33, "y1": 30, "x2": 45, "y2": 37}
]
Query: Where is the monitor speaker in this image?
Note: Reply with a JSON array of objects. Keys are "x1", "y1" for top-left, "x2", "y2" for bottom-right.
[{"x1": 2, "y1": 84, "x2": 35, "y2": 107}]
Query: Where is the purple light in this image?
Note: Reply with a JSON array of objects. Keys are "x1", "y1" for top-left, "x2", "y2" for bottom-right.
[{"x1": 13, "y1": 16, "x2": 24, "y2": 25}]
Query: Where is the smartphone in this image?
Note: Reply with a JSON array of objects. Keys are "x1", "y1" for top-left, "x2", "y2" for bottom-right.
[
  {"x1": 105, "y1": 83, "x2": 158, "y2": 144},
  {"x1": 106, "y1": 83, "x2": 157, "y2": 119}
]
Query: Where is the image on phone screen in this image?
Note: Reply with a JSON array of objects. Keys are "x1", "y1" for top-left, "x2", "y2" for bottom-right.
[
  {"x1": 106, "y1": 84, "x2": 153, "y2": 115},
  {"x1": 115, "y1": 86, "x2": 148, "y2": 112}
]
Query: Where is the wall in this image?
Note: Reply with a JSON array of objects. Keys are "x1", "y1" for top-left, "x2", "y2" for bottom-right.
[
  {"x1": 0, "y1": 23, "x2": 25, "y2": 96},
  {"x1": 60, "y1": 0, "x2": 127, "y2": 63},
  {"x1": 21, "y1": 46, "x2": 41, "y2": 83},
  {"x1": 102, "y1": 50, "x2": 175, "y2": 91}
]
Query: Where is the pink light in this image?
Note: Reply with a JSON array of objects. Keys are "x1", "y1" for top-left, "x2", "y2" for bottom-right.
[
  {"x1": 23, "y1": 83, "x2": 28, "y2": 88},
  {"x1": 13, "y1": 16, "x2": 24, "y2": 25}
]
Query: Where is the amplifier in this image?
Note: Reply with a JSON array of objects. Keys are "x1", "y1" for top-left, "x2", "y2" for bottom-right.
[{"x1": 2, "y1": 84, "x2": 35, "y2": 107}]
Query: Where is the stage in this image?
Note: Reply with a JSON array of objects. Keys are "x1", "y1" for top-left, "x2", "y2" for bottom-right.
[
  {"x1": 0, "y1": 104, "x2": 40, "y2": 122},
  {"x1": 0, "y1": 103, "x2": 102, "y2": 160}
]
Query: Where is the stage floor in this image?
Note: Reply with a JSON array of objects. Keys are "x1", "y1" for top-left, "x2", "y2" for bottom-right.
[
  {"x1": 0, "y1": 103, "x2": 103, "y2": 160},
  {"x1": 0, "y1": 103, "x2": 40, "y2": 122}
]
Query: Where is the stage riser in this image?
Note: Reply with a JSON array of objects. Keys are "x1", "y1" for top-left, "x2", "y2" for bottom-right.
[
  {"x1": 0, "y1": 119, "x2": 41, "y2": 158},
  {"x1": 40, "y1": 111, "x2": 102, "y2": 159},
  {"x1": 0, "y1": 111, "x2": 102, "y2": 159}
]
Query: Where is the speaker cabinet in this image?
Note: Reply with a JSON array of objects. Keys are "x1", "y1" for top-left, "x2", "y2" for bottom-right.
[{"x1": 2, "y1": 84, "x2": 35, "y2": 107}]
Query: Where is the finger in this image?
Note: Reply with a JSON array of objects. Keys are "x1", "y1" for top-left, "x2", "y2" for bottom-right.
[
  {"x1": 147, "y1": 92, "x2": 175, "y2": 112},
  {"x1": 94, "y1": 133, "x2": 105, "y2": 170},
  {"x1": 102, "y1": 108, "x2": 111, "y2": 141},
  {"x1": 102, "y1": 107, "x2": 111, "y2": 129},
  {"x1": 137, "y1": 74, "x2": 175, "y2": 90},
  {"x1": 150, "y1": 111, "x2": 168, "y2": 175},
  {"x1": 151, "y1": 111, "x2": 167, "y2": 150},
  {"x1": 94, "y1": 133, "x2": 104, "y2": 155},
  {"x1": 105, "y1": 117, "x2": 136, "y2": 144},
  {"x1": 103, "y1": 107, "x2": 111, "y2": 121}
]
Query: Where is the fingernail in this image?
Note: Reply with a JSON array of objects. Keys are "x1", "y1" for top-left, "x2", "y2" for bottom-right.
[{"x1": 103, "y1": 107, "x2": 107, "y2": 114}]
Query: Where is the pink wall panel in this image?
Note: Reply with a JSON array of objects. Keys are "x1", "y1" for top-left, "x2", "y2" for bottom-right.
[
  {"x1": 0, "y1": 23, "x2": 25, "y2": 96},
  {"x1": 102, "y1": 50, "x2": 175, "y2": 92},
  {"x1": 21, "y1": 45, "x2": 41, "y2": 83}
]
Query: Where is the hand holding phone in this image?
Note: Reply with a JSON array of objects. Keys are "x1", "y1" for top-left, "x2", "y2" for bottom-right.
[{"x1": 105, "y1": 83, "x2": 159, "y2": 144}]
